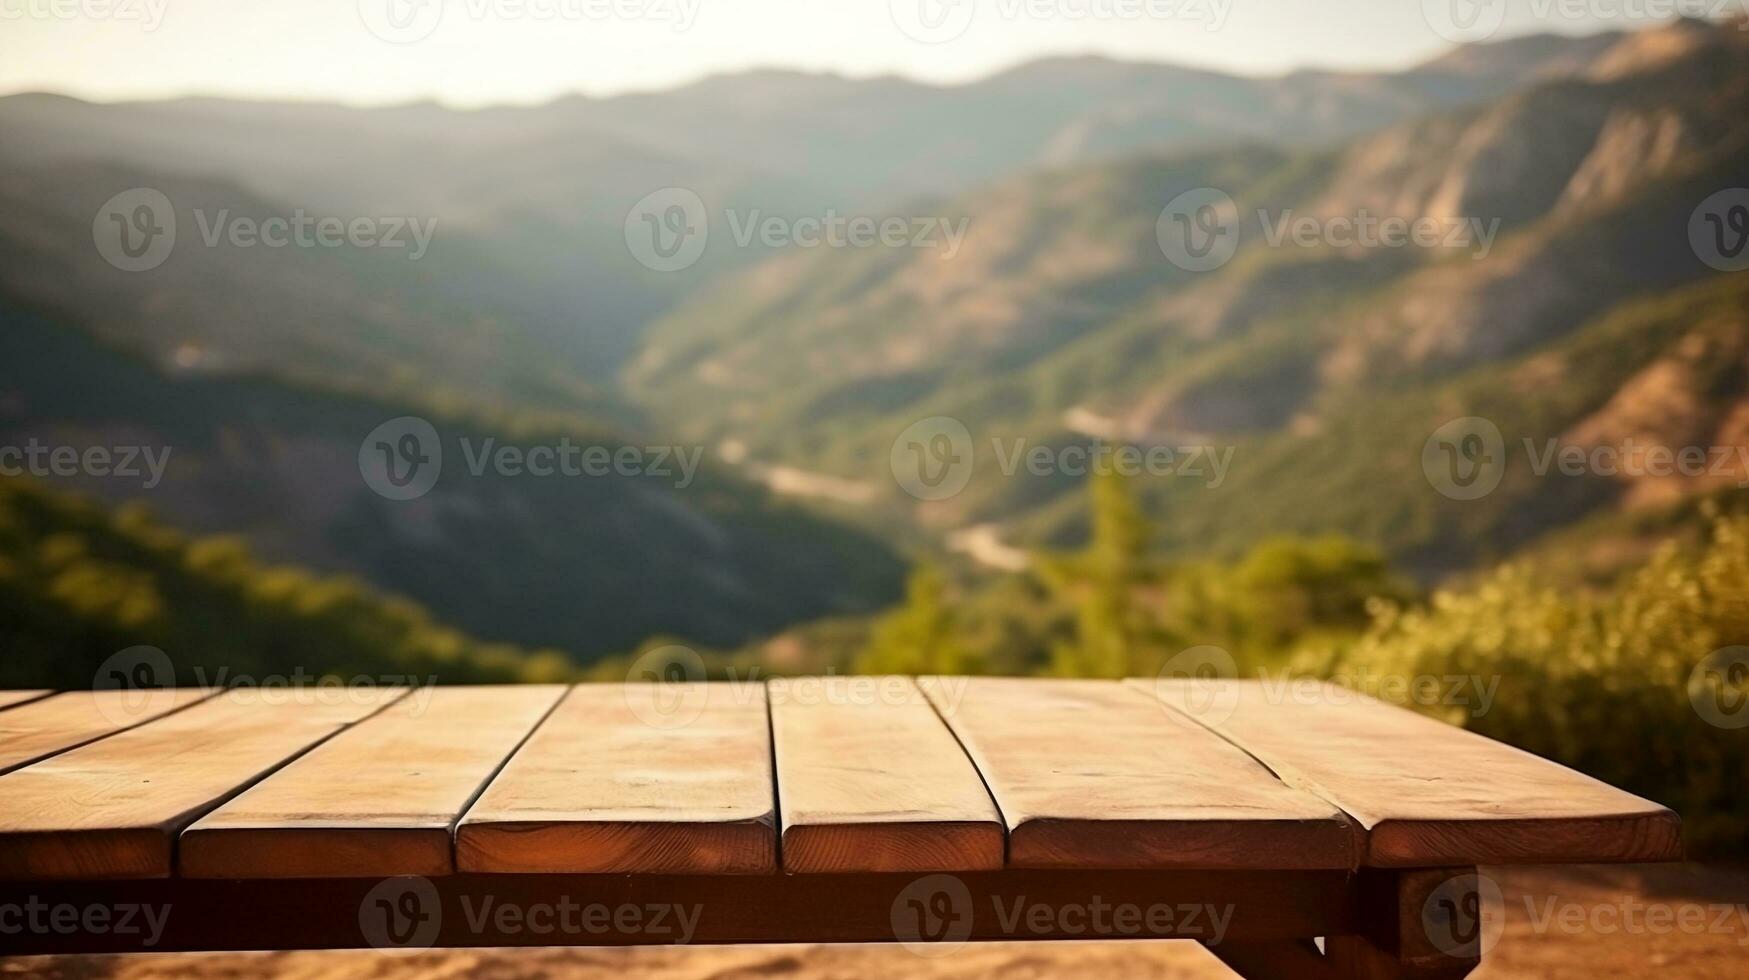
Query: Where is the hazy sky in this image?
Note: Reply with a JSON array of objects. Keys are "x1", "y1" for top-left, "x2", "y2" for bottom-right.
[{"x1": 0, "y1": 0, "x2": 1693, "y2": 106}]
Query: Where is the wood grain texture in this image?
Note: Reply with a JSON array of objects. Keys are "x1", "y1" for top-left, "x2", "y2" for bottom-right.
[
  {"x1": 769, "y1": 676, "x2": 1003, "y2": 873},
  {"x1": 0, "y1": 690, "x2": 53, "y2": 711},
  {"x1": 1135, "y1": 679, "x2": 1683, "y2": 867},
  {"x1": 919, "y1": 677, "x2": 1358, "y2": 870},
  {"x1": 179, "y1": 685, "x2": 567, "y2": 878},
  {"x1": 0, "y1": 688, "x2": 215, "y2": 775},
  {"x1": 456, "y1": 682, "x2": 776, "y2": 874},
  {"x1": 0, "y1": 687, "x2": 406, "y2": 880}
]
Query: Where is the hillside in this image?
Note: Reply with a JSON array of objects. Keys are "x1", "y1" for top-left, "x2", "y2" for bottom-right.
[
  {"x1": 627, "y1": 18, "x2": 1749, "y2": 575},
  {"x1": 0, "y1": 29, "x2": 1622, "y2": 383},
  {"x1": 0, "y1": 303, "x2": 903, "y2": 657},
  {"x1": 0, "y1": 476, "x2": 572, "y2": 690}
]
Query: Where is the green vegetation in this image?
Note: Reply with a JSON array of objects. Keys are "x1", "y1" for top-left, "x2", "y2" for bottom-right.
[
  {"x1": 853, "y1": 469, "x2": 1415, "y2": 678},
  {"x1": 850, "y1": 474, "x2": 1749, "y2": 856},
  {"x1": 1297, "y1": 507, "x2": 1749, "y2": 856},
  {"x1": 0, "y1": 478, "x2": 575, "y2": 690}
]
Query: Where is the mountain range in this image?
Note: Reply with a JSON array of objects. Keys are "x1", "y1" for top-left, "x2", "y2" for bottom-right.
[{"x1": 2, "y1": 17, "x2": 1744, "y2": 666}]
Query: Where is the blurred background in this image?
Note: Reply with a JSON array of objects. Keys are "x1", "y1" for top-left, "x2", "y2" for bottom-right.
[{"x1": 2, "y1": 2, "x2": 1748, "y2": 974}]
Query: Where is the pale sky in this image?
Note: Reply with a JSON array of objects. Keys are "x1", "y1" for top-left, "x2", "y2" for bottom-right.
[{"x1": 0, "y1": 0, "x2": 1694, "y2": 107}]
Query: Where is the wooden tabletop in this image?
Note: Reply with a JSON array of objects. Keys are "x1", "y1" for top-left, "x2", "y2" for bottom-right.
[{"x1": 0, "y1": 679, "x2": 1681, "y2": 881}]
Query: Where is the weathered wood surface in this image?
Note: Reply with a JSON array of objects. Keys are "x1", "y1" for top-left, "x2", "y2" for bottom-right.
[
  {"x1": 0, "y1": 679, "x2": 1679, "y2": 892},
  {"x1": 456, "y1": 682, "x2": 777, "y2": 874},
  {"x1": 180, "y1": 685, "x2": 566, "y2": 878},
  {"x1": 0, "y1": 688, "x2": 404, "y2": 879},
  {"x1": 0, "y1": 688, "x2": 214, "y2": 776},
  {"x1": 770, "y1": 676, "x2": 1003, "y2": 873},
  {"x1": 0, "y1": 690, "x2": 52, "y2": 711},
  {"x1": 1136, "y1": 679, "x2": 1683, "y2": 867},
  {"x1": 920, "y1": 678, "x2": 1359, "y2": 870}
]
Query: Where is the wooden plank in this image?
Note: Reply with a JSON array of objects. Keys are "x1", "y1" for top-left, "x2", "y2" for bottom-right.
[
  {"x1": 0, "y1": 690, "x2": 53, "y2": 711},
  {"x1": 769, "y1": 676, "x2": 1003, "y2": 873},
  {"x1": 179, "y1": 685, "x2": 567, "y2": 879},
  {"x1": 456, "y1": 682, "x2": 776, "y2": 874},
  {"x1": 0, "y1": 688, "x2": 215, "y2": 776},
  {"x1": 1135, "y1": 679, "x2": 1683, "y2": 867},
  {"x1": 0, "y1": 687, "x2": 406, "y2": 880},
  {"x1": 919, "y1": 677, "x2": 1358, "y2": 870}
]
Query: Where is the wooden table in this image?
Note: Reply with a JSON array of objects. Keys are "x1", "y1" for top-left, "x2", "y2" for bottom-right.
[{"x1": 0, "y1": 678, "x2": 1681, "y2": 978}]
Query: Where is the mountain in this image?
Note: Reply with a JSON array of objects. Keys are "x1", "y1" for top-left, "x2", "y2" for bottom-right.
[
  {"x1": 0, "y1": 28, "x2": 1623, "y2": 384},
  {"x1": 0, "y1": 301, "x2": 903, "y2": 657},
  {"x1": 625, "y1": 18, "x2": 1749, "y2": 575},
  {"x1": 0, "y1": 476, "x2": 575, "y2": 690},
  {"x1": 0, "y1": 22, "x2": 1727, "y2": 665}
]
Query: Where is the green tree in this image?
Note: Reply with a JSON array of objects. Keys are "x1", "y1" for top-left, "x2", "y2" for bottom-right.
[
  {"x1": 854, "y1": 563, "x2": 980, "y2": 675},
  {"x1": 1040, "y1": 469, "x2": 1166, "y2": 677}
]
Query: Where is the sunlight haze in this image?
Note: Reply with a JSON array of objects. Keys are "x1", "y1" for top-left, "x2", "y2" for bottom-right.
[{"x1": 0, "y1": 0, "x2": 1668, "y2": 106}]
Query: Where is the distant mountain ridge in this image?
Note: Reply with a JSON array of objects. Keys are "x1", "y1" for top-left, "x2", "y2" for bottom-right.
[
  {"x1": 0, "y1": 20, "x2": 1734, "y2": 666},
  {"x1": 626, "y1": 18, "x2": 1749, "y2": 574}
]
